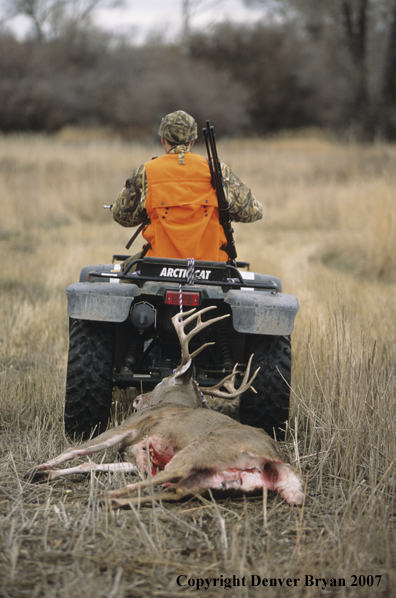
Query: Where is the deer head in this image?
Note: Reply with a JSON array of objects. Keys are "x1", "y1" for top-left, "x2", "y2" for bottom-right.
[{"x1": 133, "y1": 306, "x2": 259, "y2": 410}]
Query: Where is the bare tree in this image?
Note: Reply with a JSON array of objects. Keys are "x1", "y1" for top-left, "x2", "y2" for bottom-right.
[
  {"x1": 243, "y1": 0, "x2": 396, "y2": 137},
  {"x1": 382, "y1": 1, "x2": 396, "y2": 99},
  {"x1": 0, "y1": 0, "x2": 123, "y2": 40},
  {"x1": 180, "y1": 0, "x2": 223, "y2": 56}
]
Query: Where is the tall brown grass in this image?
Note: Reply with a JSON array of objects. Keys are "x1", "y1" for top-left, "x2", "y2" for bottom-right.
[{"x1": 0, "y1": 131, "x2": 395, "y2": 597}]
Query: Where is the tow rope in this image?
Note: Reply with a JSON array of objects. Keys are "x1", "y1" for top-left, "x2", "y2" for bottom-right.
[
  {"x1": 177, "y1": 258, "x2": 207, "y2": 404},
  {"x1": 179, "y1": 257, "x2": 195, "y2": 314}
]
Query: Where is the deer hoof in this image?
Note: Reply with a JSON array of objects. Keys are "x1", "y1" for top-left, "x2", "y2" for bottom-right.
[
  {"x1": 93, "y1": 493, "x2": 111, "y2": 508},
  {"x1": 25, "y1": 468, "x2": 51, "y2": 483},
  {"x1": 109, "y1": 497, "x2": 133, "y2": 510}
]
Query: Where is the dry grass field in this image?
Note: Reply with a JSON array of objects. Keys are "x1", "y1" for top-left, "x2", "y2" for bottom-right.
[{"x1": 0, "y1": 131, "x2": 395, "y2": 597}]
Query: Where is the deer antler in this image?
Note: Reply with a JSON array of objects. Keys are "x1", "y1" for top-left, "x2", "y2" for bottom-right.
[
  {"x1": 171, "y1": 306, "x2": 230, "y2": 376},
  {"x1": 200, "y1": 354, "x2": 260, "y2": 399}
]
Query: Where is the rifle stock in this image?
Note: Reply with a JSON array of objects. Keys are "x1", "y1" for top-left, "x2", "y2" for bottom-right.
[{"x1": 203, "y1": 120, "x2": 237, "y2": 265}]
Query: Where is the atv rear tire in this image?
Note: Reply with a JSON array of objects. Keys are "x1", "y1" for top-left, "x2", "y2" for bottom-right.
[
  {"x1": 65, "y1": 318, "x2": 114, "y2": 439},
  {"x1": 239, "y1": 334, "x2": 291, "y2": 439}
]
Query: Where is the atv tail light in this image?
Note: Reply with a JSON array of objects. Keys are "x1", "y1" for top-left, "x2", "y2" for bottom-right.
[{"x1": 165, "y1": 291, "x2": 200, "y2": 306}]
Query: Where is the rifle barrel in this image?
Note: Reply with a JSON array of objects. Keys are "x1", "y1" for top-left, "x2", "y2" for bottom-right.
[{"x1": 203, "y1": 121, "x2": 237, "y2": 263}]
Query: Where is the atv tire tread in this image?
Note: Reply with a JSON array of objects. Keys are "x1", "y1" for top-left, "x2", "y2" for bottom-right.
[
  {"x1": 239, "y1": 334, "x2": 291, "y2": 439},
  {"x1": 65, "y1": 318, "x2": 114, "y2": 439}
]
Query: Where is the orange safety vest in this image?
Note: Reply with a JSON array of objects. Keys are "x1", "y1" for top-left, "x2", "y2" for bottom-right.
[{"x1": 143, "y1": 153, "x2": 228, "y2": 262}]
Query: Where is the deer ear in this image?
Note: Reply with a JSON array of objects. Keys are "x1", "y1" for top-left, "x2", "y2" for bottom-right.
[{"x1": 174, "y1": 358, "x2": 194, "y2": 383}]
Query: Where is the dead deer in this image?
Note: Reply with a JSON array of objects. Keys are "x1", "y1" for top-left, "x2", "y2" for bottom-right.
[{"x1": 26, "y1": 307, "x2": 304, "y2": 507}]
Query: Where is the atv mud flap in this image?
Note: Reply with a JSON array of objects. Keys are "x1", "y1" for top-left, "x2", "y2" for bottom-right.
[
  {"x1": 224, "y1": 290, "x2": 299, "y2": 335},
  {"x1": 66, "y1": 282, "x2": 140, "y2": 322}
]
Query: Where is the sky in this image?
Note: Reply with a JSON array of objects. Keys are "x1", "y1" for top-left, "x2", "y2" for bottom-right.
[{"x1": 5, "y1": 0, "x2": 265, "y2": 43}]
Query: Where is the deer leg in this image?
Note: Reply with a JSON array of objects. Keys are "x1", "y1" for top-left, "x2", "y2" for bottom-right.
[
  {"x1": 103, "y1": 434, "x2": 213, "y2": 500},
  {"x1": 26, "y1": 461, "x2": 139, "y2": 482},
  {"x1": 104, "y1": 465, "x2": 189, "y2": 499},
  {"x1": 109, "y1": 486, "x2": 188, "y2": 509},
  {"x1": 25, "y1": 426, "x2": 137, "y2": 481}
]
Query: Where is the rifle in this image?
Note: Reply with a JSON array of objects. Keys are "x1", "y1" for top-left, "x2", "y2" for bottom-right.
[{"x1": 202, "y1": 120, "x2": 237, "y2": 266}]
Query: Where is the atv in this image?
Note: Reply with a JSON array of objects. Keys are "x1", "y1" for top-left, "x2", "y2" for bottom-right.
[{"x1": 64, "y1": 255, "x2": 299, "y2": 440}]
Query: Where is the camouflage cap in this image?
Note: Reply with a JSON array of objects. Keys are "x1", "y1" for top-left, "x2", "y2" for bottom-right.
[{"x1": 158, "y1": 110, "x2": 198, "y2": 144}]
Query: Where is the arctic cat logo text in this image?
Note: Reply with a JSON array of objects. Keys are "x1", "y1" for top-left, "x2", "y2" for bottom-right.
[{"x1": 159, "y1": 267, "x2": 212, "y2": 280}]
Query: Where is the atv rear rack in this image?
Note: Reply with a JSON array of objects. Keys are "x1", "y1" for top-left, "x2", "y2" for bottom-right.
[{"x1": 88, "y1": 256, "x2": 279, "y2": 292}]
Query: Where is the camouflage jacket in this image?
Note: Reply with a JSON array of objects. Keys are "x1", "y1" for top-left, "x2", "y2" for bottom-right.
[{"x1": 112, "y1": 145, "x2": 263, "y2": 227}]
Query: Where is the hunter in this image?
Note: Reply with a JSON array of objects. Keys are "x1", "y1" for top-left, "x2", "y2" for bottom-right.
[{"x1": 111, "y1": 110, "x2": 263, "y2": 262}]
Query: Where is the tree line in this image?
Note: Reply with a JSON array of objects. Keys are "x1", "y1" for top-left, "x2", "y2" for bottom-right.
[{"x1": 1, "y1": 0, "x2": 396, "y2": 140}]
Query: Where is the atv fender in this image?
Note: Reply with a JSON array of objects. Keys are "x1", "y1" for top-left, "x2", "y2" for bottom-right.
[
  {"x1": 66, "y1": 282, "x2": 140, "y2": 322},
  {"x1": 224, "y1": 290, "x2": 299, "y2": 335}
]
